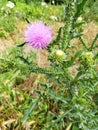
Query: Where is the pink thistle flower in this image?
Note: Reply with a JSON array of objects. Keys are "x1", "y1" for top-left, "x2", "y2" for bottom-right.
[{"x1": 24, "y1": 21, "x2": 52, "y2": 49}]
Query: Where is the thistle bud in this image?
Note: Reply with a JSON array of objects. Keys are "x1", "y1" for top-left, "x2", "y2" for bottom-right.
[
  {"x1": 80, "y1": 52, "x2": 94, "y2": 68},
  {"x1": 54, "y1": 50, "x2": 66, "y2": 61}
]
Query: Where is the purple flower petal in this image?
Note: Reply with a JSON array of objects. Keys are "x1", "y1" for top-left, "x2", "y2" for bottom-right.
[{"x1": 24, "y1": 21, "x2": 52, "y2": 49}]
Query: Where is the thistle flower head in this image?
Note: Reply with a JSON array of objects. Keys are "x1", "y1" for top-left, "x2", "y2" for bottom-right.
[{"x1": 24, "y1": 21, "x2": 52, "y2": 49}]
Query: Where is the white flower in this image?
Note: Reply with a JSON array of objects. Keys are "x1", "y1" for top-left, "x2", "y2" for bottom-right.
[
  {"x1": 52, "y1": 0, "x2": 55, "y2": 4},
  {"x1": 50, "y1": 16, "x2": 57, "y2": 21},
  {"x1": 6, "y1": 1, "x2": 15, "y2": 9},
  {"x1": 41, "y1": 2, "x2": 48, "y2": 7},
  {"x1": 77, "y1": 16, "x2": 83, "y2": 23}
]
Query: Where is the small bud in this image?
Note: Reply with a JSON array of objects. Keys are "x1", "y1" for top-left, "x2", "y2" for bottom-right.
[
  {"x1": 80, "y1": 52, "x2": 94, "y2": 68},
  {"x1": 54, "y1": 50, "x2": 66, "y2": 61}
]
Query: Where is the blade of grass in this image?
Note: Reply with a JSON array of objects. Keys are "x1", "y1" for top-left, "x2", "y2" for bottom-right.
[
  {"x1": 89, "y1": 34, "x2": 98, "y2": 50},
  {"x1": 21, "y1": 95, "x2": 41, "y2": 122},
  {"x1": 79, "y1": 37, "x2": 89, "y2": 50}
]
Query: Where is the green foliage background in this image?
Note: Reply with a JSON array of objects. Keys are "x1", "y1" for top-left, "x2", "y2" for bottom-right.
[{"x1": 0, "y1": 0, "x2": 98, "y2": 129}]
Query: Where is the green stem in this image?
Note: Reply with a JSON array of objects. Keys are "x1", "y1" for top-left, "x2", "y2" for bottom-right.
[
  {"x1": 62, "y1": 1, "x2": 77, "y2": 51},
  {"x1": 29, "y1": 66, "x2": 63, "y2": 75}
]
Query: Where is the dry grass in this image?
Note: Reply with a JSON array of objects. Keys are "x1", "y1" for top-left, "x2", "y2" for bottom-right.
[
  {"x1": 0, "y1": 21, "x2": 26, "y2": 55},
  {"x1": 83, "y1": 22, "x2": 98, "y2": 45},
  {"x1": 0, "y1": 38, "x2": 14, "y2": 55}
]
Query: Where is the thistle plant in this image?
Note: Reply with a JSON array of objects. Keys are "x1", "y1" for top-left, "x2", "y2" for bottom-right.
[
  {"x1": 20, "y1": 0, "x2": 98, "y2": 129},
  {"x1": 19, "y1": 0, "x2": 98, "y2": 130}
]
